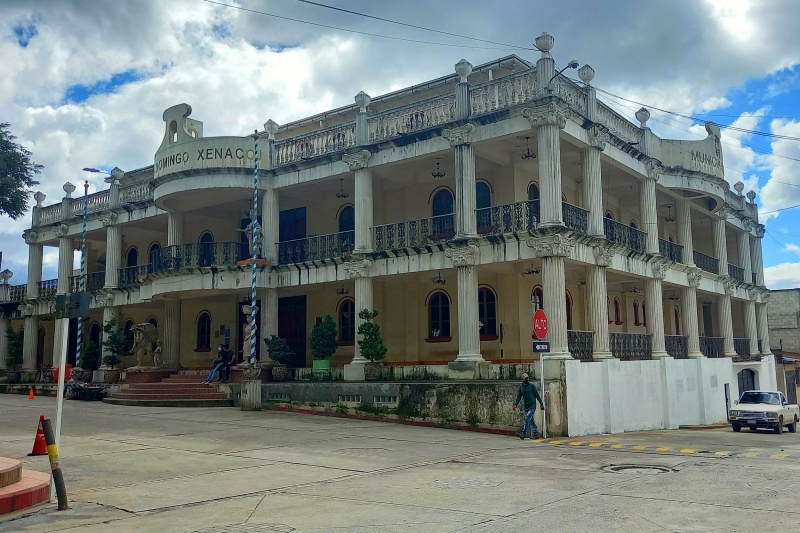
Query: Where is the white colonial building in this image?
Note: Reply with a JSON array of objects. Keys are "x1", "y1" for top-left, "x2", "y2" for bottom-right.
[{"x1": 0, "y1": 33, "x2": 777, "y2": 431}]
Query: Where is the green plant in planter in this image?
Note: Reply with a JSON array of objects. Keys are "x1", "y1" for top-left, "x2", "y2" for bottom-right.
[
  {"x1": 101, "y1": 318, "x2": 124, "y2": 369},
  {"x1": 5, "y1": 326, "x2": 23, "y2": 371},
  {"x1": 310, "y1": 315, "x2": 338, "y2": 373},
  {"x1": 357, "y1": 309, "x2": 387, "y2": 363},
  {"x1": 264, "y1": 335, "x2": 294, "y2": 365},
  {"x1": 79, "y1": 340, "x2": 99, "y2": 370}
]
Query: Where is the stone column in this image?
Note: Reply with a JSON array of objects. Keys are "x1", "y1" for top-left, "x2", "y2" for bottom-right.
[
  {"x1": 262, "y1": 188, "x2": 279, "y2": 264},
  {"x1": 589, "y1": 246, "x2": 614, "y2": 359},
  {"x1": 647, "y1": 259, "x2": 671, "y2": 358},
  {"x1": 751, "y1": 225, "x2": 765, "y2": 286},
  {"x1": 676, "y1": 198, "x2": 694, "y2": 265},
  {"x1": 527, "y1": 233, "x2": 575, "y2": 359},
  {"x1": 738, "y1": 226, "x2": 753, "y2": 284},
  {"x1": 442, "y1": 124, "x2": 477, "y2": 238},
  {"x1": 167, "y1": 212, "x2": 184, "y2": 247},
  {"x1": 719, "y1": 279, "x2": 736, "y2": 356},
  {"x1": 25, "y1": 232, "x2": 43, "y2": 299},
  {"x1": 102, "y1": 213, "x2": 121, "y2": 288},
  {"x1": 343, "y1": 151, "x2": 373, "y2": 252},
  {"x1": 583, "y1": 129, "x2": 608, "y2": 237},
  {"x1": 343, "y1": 259, "x2": 373, "y2": 381},
  {"x1": 524, "y1": 103, "x2": 567, "y2": 228},
  {"x1": 744, "y1": 298, "x2": 759, "y2": 356},
  {"x1": 55, "y1": 224, "x2": 73, "y2": 294},
  {"x1": 757, "y1": 296, "x2": 771, "y2": 355},
  {"x1": 682, "y1": 270, "x2": 703, "y2": 357},
  {"x1": 262, "y1": 288, "x2": 278, "y2": 339},
  {"x1": 22, "y1": 311, "x2": 38, "y2": 370},
  {"x1": 99, "y1": 294, "x2": 118, "y2": 362},
  {"x1": 162, "y1": 300, "x2": 181, "y2": 369},
  {"x1": 0, "y1": 311, "x2": 9, "y2": 369},
  {"x1": 713, "y1": 213, "x2": 728, "y2": 275},
  {"x1": 639, "y1": 175, "x2": 660, "y2": 255},
  {"x1": 445, "y1": 245, "x2": 486, "y2": 379}
]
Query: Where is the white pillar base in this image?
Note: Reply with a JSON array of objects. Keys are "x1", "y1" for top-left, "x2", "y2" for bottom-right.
[
  {"x1": 592, "y1": 351, "x2": 614, "y2": 361},
  {"x1": 448, "y1": 359, "x2": 489, "y2": 380},
  {"x1": 343, "y1": 362, "x2": 366, "y2": 381},
  {"x1": 687, "y1": 350, "x2": 704, "y2": 359},
  {"x1": 651, "y1": 350, "x2": 672, "y2": 360}
]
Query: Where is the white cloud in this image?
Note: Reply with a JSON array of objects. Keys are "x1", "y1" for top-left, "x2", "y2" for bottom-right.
[
  {"x1": 756, "y1": 119, "x2": 800, "y2": 220},
  {"x1": 765, "y1": 262, "x2": 800, "y2": 290}
]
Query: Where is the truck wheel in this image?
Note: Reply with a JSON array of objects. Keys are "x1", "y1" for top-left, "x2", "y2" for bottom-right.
[
  {"x1": 749, "y1": 426, "x2": 757, "y2": 431},
  {"x1": 732, "y1": 423, "x2": 741, "y2": 432},
  {"x1": 774, "y1": 416, "x2": 783, "y2": 434},
  {"x1": 789, "y1": 417, "x2": 797, "y2": 433}
]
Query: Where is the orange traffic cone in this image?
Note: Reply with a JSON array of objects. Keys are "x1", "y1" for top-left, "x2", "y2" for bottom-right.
[
  {"x1": 28, "y1": 415, "x2": 48, "y2": 456},
  {"x1": 28, "y1": 388, "x2": 34, "y2": 401}
]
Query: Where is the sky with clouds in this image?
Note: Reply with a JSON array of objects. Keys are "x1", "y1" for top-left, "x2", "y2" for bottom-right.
[{"x1": 1, "y1": 0, "x2": 799, "y2": 288}]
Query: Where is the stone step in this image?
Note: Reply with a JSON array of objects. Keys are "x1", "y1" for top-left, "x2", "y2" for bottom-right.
[
  {"x1": 103, "y1": 398, "x2": 234, "y2": 408},
  {"x1": 162, "y1": 376, "x2": 210, "y2": 383},
  {"x1": 109, "y1": 391, "x2": 228, "y2": 400},
  {"x1": 126, "y1": 383, "x2": 217, "y2": 391},
  {"x1": 0, "y1": 458, "x2": 22, "y2": 489},
  {"x1": 0, "y1": 468, "x2": 51, "y2": 516}
]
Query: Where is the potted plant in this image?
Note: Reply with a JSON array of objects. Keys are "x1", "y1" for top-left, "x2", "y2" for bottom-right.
[
  {"x1": 75, "y1": 340, "x2": 99, "y2": 382},
  {"x1": 5, "y1": 326, "x2": 23, "y2": 384},
  {"x1": 264, "y1": 335, "x2": 293, "y2": 381},
  {"x1": 310, "y1": 315, "x2": 338, "y2": 375},
  {"x1": 357, "y1": 309, "x2": 387, "y2": 380},
  {"x1": 101, "y1": 318, "x2": 124, "y2": 383}
]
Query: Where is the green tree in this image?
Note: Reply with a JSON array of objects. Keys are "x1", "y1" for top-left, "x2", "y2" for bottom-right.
[
  {"x1": 264, "y1": 335, "x2": 294, "y2": 365},
  {"x1": 80, "y1": 340, "x2": 99, "y2": 370},
  {"x1": 310, "y1": 315, "x2": 338, "y2": 360},
  {"x1": 357, "y1": 309, "x2": 387, "y2": 363},
  {"x1": 5, "y1": 326, "x2": 23, "y2": 370},
  {"x1": 0, "y1": 123, "x2": 42, "y2": 219},
  {"x1": 101, "y1": 319, "x2": 124, "y2": 369}
]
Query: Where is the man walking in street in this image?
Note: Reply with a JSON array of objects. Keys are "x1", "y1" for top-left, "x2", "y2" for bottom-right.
[{"x1": 513, "y1": 373, "x2": 545, "y2": 439}]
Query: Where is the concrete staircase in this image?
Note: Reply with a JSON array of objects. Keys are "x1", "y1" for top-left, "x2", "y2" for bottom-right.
[
  {"x1": 103, "y1": 371, "x2": 234, "y2": 407},
  {"x1": 0, "y1": 457, "x2": 51, "y2": 515}
]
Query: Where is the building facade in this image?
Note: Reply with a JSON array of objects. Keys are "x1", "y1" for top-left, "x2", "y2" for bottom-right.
[
  {"x1": 767, "y1": 289, "x2": 800, "y2": 403},
  {"x1": 0, "y1": 33, "x2": 775, "y2": 397}
]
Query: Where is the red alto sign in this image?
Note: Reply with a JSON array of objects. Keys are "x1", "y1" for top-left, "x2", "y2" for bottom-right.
[{"x1": 533, "y1": 309, "x2": 548, "y2": 340}]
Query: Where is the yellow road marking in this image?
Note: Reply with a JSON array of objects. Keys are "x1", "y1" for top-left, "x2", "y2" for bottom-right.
[
  {"x1": 610, "y1": 444, "x2": 625, "y2": 449},
  {"x1": 569, "y1": 441, "x2": 585, "y2": 446},
  {"x1": 655, "y1": 447, "x2": 671, "y2": 452},
  {"x1": 714, "y1": 451, "x2": 731, "y2": 456},
  {"x1": 632, "y1": 445, "x2": 648, "y2": 451},
  {"x1": 588, "y1": 442, "x2": 606, "y2": 448},
  {"x1": 770, "y1": 453, "x2": 788, "y2": 460},
  {"x1": 679, "y1": 449, "x2": 696, "y2": 454},
  {"x1": 548, "y1": 440, "x2": 566, "y2": 445},
  {"x1": 530, "y1": 438, "x2": 545, "y2": 443},
  {"x1": 742, "y1": 452, "x2": 759, "y2": 458}
]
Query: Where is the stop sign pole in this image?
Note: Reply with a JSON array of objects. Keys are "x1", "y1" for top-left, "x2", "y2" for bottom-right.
[{"x1": 532, "y1": 308, "x2": 548, "y2": 439}]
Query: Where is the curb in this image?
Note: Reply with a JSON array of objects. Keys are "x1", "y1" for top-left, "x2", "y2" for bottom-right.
[{"x1": 678, "y1": 424, "x2": 730, "y2": 430}]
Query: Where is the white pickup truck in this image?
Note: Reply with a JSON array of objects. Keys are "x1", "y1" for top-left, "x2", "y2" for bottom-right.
[{"x1": 728, "y1": 390, "x2": 800, "y2": 434}]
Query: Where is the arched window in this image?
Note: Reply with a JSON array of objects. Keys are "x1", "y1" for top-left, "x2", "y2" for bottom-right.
[
  {"x1": 428, "y1": 291, "x2": 451, "y2": 338},
  {"x1": 527, "y1": 183, "x2": 541, "y2": 228},
  {"x1": 630, "y1": 220, "x2": 638, "y2": 230},
  {"x1": 532, "y1": 286, "x2": 544, "y2": 311},
  {"x1": 123, "y1": 319, "x2": 135, "y2": 353},
  {"x1": 126, "y1": 247, "x2": 138, "y2": 268},
  {"x1": 674, "y1": 306, "x2": 681, "y2": 335},
  {"x1": 478, "y1": 287, "x2": 497, "y2": 337},
  {"x1": 431, "y1": 189, "x2": 454, "y2": 239},
  {"x1": 196, "y1": 312, "x2": 212, "y2": 351},
  {"x1": 565, "y1": 291, "x2": 573, "y2": 331},
  {"x1": 476, "y1": 182, "x2": 492, "y2": 234},
  {"x1": 198, "y1": 231, "x2": 214, "y2": 267},
  {"x1": 604, "y1": 211, "x2": 615, "y2": 220},
  {"x1": 338, "y1": 298, "x2": 355, "y2": 344},
  {"x1": 338, "y1": 205, "x2": 355, "y2": 252},
  {"x1": 148, "y1": 242, "x2": 161, "y2": 266},
  {"x1": 613, "y1": 298, "x2": 622, "y2": 325},
  {"x1": 89, "y1": 322, "x2": 101, "y2": 351},
  {"x1": 642, "y1": 302, "x2": 647, "y2": 327},
  {"x1": 633, "y1": 300, "x2": 641, "y2": 326},
  {"x1": 528, "y1": 183, "x2": 540, "y2": 201},
  {"x1": 147, "y1": 316, "x2": 158, "y2": 329}
]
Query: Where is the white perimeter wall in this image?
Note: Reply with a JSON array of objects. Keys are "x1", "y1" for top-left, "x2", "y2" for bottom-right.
[{"x1": 564, "y1": 355, "x2": 780, "y2": 437}]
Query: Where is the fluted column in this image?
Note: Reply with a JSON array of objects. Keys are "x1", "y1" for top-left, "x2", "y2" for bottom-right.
[
  {"x1": 262, "y1": 188, "x2": 279, "y2": 264},
  {"x1": 0, "y1": 312, "x2": 9, "y2": 369},
  {"x1": 719, "y1": 280, "x2": 736, "y2": 356},
  {"x1": 445, "y1": 245, "x2": 482, "y2": 361},
  {"x1": 454, "y1": 59, "x2": 472, "y2": 120},
  {"x1": 524, "y1": 104, "x2": 567, "y2": 227},
  {"x1": 55, "y1": 225, "x2": 73, "y2": 294},
  {"x1": 713, "y1": 214, "x2": 728, "y2": 275},
  {"x1": 163, "y1": 300, "x2": 181, "y2": 369},
  {"x1": 343, "y1": 151, "x2": 373, "y2": 253},
  {"x1": 442, "y1": 125, "x2": 477, "y2": 238},
  {"x1": 744, "y1": 299, "x2": 759, "y2": 356},
  {"x1": 639, "y1": 177, "x2": 660, "y2": 255},
  {"x1": 101, "y1": 302, "x2": 118, "y2": 363},
  {"x1": 583, "y1": 128, "x2": 607, "y2": 237},
  {"x1": 683, "y1": 271, "x2": 703, "y2": 357},
  {"x1": 25, "y1": 233, "x2": 43, "y2": 299},
  {"x1": 647, "y1": 260, "x2": 670, "y2": 358},
  {"x1": 752, "y1": 225, "x2": 765, "y2": 286},
  {"x1": 676, "y1": 198, "x2": 694, "y2": 265},
  {"x1": 22, "y1": 314, "x2": 38, "y2": 370},
  {"x1": 261, "y1": 288, "x2": 278, "y2": 339},
  {"x1": 167, "y1": 212, "x2": 184, "y2": 247},
  {"x1": 589, "y1": 246, "x2": 614, "y2": 359},
  {"x1": 528, "y1": 234, "x2": 575, "y2": 359},
  {"x1": 757, "y1": 298, "x2": 771, "y2": 355},
  {"x1": 103, "y1": 214, "x2": 121, "y2": 288},
  {"x1": 738, "y1": 227, "x2": 753, "y2": 284},
  {"x1": 344, "y1": 260, "x2": 373, "y2": 364}
]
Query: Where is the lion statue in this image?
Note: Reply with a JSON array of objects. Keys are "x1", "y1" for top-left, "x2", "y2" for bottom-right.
[{"x1": 130, "y1": 323, "x2": 159, "y2": 368}]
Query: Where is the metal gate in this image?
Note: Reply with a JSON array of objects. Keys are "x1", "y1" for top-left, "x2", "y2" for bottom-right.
[{"x1": 737, "y1": 369, "x2": 756, "y2": 395}]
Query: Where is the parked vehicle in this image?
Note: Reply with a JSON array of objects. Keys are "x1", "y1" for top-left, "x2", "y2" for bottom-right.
[{"x1": 728, "y1": 390, "x2": 800, "y2": 434}]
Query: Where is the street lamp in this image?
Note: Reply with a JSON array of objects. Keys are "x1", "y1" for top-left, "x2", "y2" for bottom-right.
[{"x1": 82, "y1": 167, "x2": 115, "y2": 183}]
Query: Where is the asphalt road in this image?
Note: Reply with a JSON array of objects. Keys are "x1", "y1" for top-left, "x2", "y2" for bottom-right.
[{"x1": 1, "y1": 394, "x2": 799, "y2": 532}]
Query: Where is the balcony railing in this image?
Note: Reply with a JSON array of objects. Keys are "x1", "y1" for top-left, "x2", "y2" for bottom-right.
[
  {"x1": 728, "y1": 263, "x2": 744, "y2": 283},
  {"x1": 274, "y1": 122, "x2": 357, "y2": 166},
  {"x1": 374, "y1": 215, "x2": 455, "y2": 252},
  {"x1": 278, "y1": 231, "x2": 355, "y2": 265},
  {"x1": 369, "y1": 94, "x2": 455, "y2": 143},
  {"x1": 8, "y1": 284, "x2": 27, "y2": 301},
  {"x1": 119, "y1": 265, "x2": 151, "y2": 289},
  {"x1": 470, "y1": 70, "x2": 537, "y2": 116},
  {"x1": 733, "y1": 337, "x2": 751, "y2": 357},
  {"x1": 562, "y1": 202, "x2": 588, "y2": 234},
  {"x1": 568, "y1": 330, "x2": 594, "y2": 362},
  {"x1": 604, "y1": 218, "x2": 647, "y2": 253},
  {"x1": 659, "y1": 239, "x2": 684, "y2": 263},
  {"x1": 610, "y1": 332, "x2": 652, "y2": 360},
  {"x1": 475, "y1": 201, "x2": 537, "y2": 237},
  {"x1": 69, "y1": 271, "x2": 107, "y2": 293},
  {"x1": 693, "y1": 251, "x2": 719, "y2": 274},
  {"x1": 665, "y1": 335, "x2": 688, "y2": 359},
  {"x1": 37, "y1": 279, "x2": 58, "y2": 299},
  {"x1": 151, "y1": 242, "x2": 250, "y2": 273},
  {"x1": 699, "y1": 336, "x2": 724, "y2": 358}
]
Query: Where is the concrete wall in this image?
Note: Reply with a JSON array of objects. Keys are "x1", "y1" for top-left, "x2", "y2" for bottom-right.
[{"x1": 768, "y1": 289, "x2": 800, "y2": 352}]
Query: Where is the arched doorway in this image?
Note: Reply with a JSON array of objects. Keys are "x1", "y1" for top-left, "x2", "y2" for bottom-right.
[
  {"x1": 431, "y1": 189, "x2": 454, "y2": 239},
  {"x1": 338, "y1": 205, "x2": 355, "y2": 252},
  {"x1": 198, "y1": 231, "x2": 214, "y2": 267},
  {"x1": 738, "y1": 369, "x2": 757, "y2": 394}
]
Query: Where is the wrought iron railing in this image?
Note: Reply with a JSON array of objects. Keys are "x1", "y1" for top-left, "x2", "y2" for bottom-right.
[
  {"x1": 603, "y1": 218, "x2": 647, "y2": 253},
  {"x1": 728, "y1": 263, "x2": 744, "y2": 283},
  {"x1": 610, "y1": 332, "x2": 652, "y2": 360},
  {"x1": 8, "y1": 284, "x2": 27, "y2": 301},
  {"x1": 659, "y1": 239, "x2": 684, "y2": 263},
  {"x1": 475, "y1": 201, "x2": 537, "y2": 236},
  {"x1": 151, "y1": 242, "x2": 249, "y2": 273},
  {"x1": 693, "y1": 251, "x2": 719, "y2": 274},
  {"x1": 699, "y1": 336, "x2": 725, "y2": 358},
  {"x1": 665, "y1": 335, "x2": 688, "y2": 359},
  {"x1": 562, "y1": 202, "x2": 588, "y2": 234},
  {"x1": 278, "y1": 231, "x2": 355, "y2": 264},
  {"x1": 374, "y1": 215, "x2": 455, "y2": 252},
  {"x1": 37, "y1": 279, "x2": 58, "y2": 299},
  {"x1": 118, "y1": 265, "x2": 151, "y2": 288},
  {"x1": 568, "y1": 330, "x2": 594, "y2": 362},
  {"x1": 70, "y1": 272, "x2": 106, "y2": 292},
  {"x1": 733, "y1": 338, "x2": 751, "y2": 357}
]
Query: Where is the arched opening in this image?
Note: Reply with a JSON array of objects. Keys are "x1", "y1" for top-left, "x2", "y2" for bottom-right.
[
  {"x1": 338, "y1": 205, "x2": 355, "y2": 253},
  {"x1": 674, "y1": 306, "x2": 681, "y2": 335},
  {"x1": 604, "y1": 211, "x2": 615, "y2": 220},
  {"x1": 633, "y1": 300, "x2": 641, "y2": 326},
  {"x1": 532, "y1": 286, "x2": 543, "y2": 311},
  {"x1": 123, "y1": 319, "x2": 135, "y2": 354},
  {"x1": 338, "y1": 298, "x2": 355, "y2": 344},
  {"x1": 148, "y1": 242, "x2": 161, "y2": 269},
  {"x1": 198, "y1": 231, "x2": 215, "y2": 267},
  {"x1": 629, "y1": 220, "x2": 638, "y2": 230},
  {"x1": 527, "y1": 183, "x2": 541, "y2": 227},
  {"x1": 196, "y1": 312, "x2": 212, "y2": 351},
  {"x1": 126, "y1": 247, "x2": 138, "y2": 268},
  {"x1": 613, "y1": 297, "x2": 622, "y2": 325},
  {"x1": 89, "y1": 322, "x2": 101, "y2": 351},
  {"x1": 738, "y1": 369, "x2": 757, "y2": 393},
  {"x1": 565, "y1": 290, "x2": 573, "y2": 331},
  {"x1": 478, "y1": 286, "x2": 497, "y2": 338},
  {"x1": 476, "y1": 181, "x2": 492, "y2": 234},
  {"x1": 169, "y1": 120, "x2": 178, "y2": 143},
  {"x1": 642, "y1": 302, "x2": 647, "y2": 327},
  {"x1": 428, "y1": 291, "x2": 451, "y2": 339},
  {"x1": 147, "y1": 316, "x2": 158, "y2": 329},
  {"x1": 668, "y1": 234, "x2": 675, "y2": 243},
  {"x1": 431, "y1": 189, "x2": 455, "y2": 239}
]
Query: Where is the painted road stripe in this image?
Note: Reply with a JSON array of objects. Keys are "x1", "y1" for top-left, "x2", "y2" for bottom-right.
[
  {"x1": 742, "y1": 452, "x2": 760, "y2": 458},
  {"x1": 679, "y1": 449, "x2": 696, "y2": 454},
  {"x1": 714, "y1": 451, "x2": 731, "y2": 456},
  {"x1": 530, "y1": 440, "x2": 793, "y2": 460},
  {"x1": 655, "y1": 447, "x2": 671, "y2": 452},
  {"x1": 770, "y1": 453, "x2": 788, "y2": 460},
  {"x1": 632, "y1": 445, "x2": 648, "y2": 451},
  {"x1": 610, "y1": 444, "x2": 625, "y2": 449},
  {"x1": 569, "y1": 441, "x2": 585, "y2": 446},
  {"x1": 588, "y1": 442, "x2": 606, "y2": 448}
]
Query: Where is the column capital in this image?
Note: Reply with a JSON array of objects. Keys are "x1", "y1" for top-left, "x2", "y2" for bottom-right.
[
  {"x1": 587, "y1": 125, "x2": 608, "y2": 151},
  {"x1": 101, "y1": 212, "x2": 118, "y2": 227},
  {"x1": 442, "y1": 123, "x2": 475, "y2": 147},
  {"x1": 743, "y1": 219, "x2": 755, "y2": 232},
  {"x1": 644, "y1": 159, "x2": 663, "y2": 181},
  {"x1": 760, "y1": 290, "x2": 771, "y2": 302},
  {"x1": 523, "y1": 102, "x2": 567, "y2": 129},
  {"x1": 650, "y1": 258, "x2": 672, "y2": 280},
  {"x1": 343, "y1": 259, "x2": 372, "y2": 279},
  {"x1": 23, "y1": 230, "x2": 39, "y2": 245},
  {"x1": 716, "y1": 207, "x2": 732, "y2": 220},
  {"x1": 54, "y1": 223, "x2": 69, "y2": 238},
  {"x1": 342, "y1": 149, "x2": 372, "y2": 171},
  {"x1": 96, "y1": 292, "x2": 116, "y2": 307},
  {"x1": 593, "y1": 244, "x2": 615, "y2": 267},
  {"x1": 687, "y1": 268, "x2": 703, "y2": 288},
  {"x1": 20, "y1": 303, "x2": 35, "y2": 316},
  {"x1": 755, "y1": 224, "x2": 765, "y2": 238},
  {"x1": 527, "y1": 232, "x2": 575, "y2": 258},
  {"x1": 723, "y1": 277, "x2": 737, "y2": 295},
  {"x1": 445, "y1": 244, "x2": 479, "y2": 267}
]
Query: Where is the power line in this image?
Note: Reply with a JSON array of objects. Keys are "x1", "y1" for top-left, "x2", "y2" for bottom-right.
[
  {"x1": 200, "y1": 0, "x2": 524, "y2": 50},
  {"x1": 289, "y1": 0, "x2": 534, "y2": 50}
]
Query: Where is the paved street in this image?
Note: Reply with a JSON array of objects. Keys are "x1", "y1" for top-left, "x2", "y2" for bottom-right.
[{"x1": 1, "y1": 394, "x2": 799, "y2": 532}]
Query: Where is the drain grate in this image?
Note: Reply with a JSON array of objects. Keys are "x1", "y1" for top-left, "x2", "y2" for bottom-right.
[{"x1": 603, "y1": 464, "x2": 672, "y2": 475}]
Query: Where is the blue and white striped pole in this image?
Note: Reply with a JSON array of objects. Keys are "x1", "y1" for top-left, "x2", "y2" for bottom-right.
[
  {"x1": 250, "y1": 131, "x2": 260, "y2": 364},
  {"x1": 76, "y1": 180, "x2": 89, "y2": 369}
]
